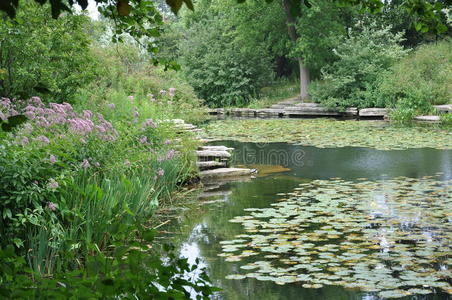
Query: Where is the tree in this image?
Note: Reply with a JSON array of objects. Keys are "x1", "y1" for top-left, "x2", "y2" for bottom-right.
[
  {"x1": 0, "y1": 1, "x2": 96, "y2": 100},
  {"x1": 1, "y1": 0, "x2": 449, "y2": 100}
]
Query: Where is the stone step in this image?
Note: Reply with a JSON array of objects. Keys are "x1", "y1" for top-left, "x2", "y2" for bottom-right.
[
  {"x1": 285, "y1": 106, "x2": 341, "y2": 116},
  {"x1": 196, "y1": 161, "x2": 227, "y2": 170},
  {"x1": 200, "y1": 167, "x2": 254, "y2": 179},
  {"x1": 414, "y1": 115, "x2": 441, "y2": 123},
  {"x1": 200, "y1": 146, "x2": 234, "y2": 152},
  {"x1": 196, "y1": 150, "x2": 231, "y2": 159},
  {"x1": 270, "y1": 104, "x2": 286, "y2": 109},
  {"x1": 255, "y1": 109, "x2": 285, "y2": 116},
  {"x1": 433, "y1": 104, "x2": 452, "y2": 114},
  {"x1": 359, "y1": 108, "x2": 389, "y2": 117}
]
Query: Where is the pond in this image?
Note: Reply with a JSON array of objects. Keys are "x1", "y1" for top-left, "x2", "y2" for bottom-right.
[{"x1": 170, "y1": 139, "x2": 451, "y2": 299}]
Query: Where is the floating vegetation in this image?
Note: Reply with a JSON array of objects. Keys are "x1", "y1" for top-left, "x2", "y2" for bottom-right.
[
  {"x1": 219, "y1": 176, "x2": 452, "y2": 297},
  {"x1": 204, "y1": 119, "x2": 452, "y2": 150}
]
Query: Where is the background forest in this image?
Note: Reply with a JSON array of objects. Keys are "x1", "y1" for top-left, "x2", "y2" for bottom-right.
[{"x1": 0, "y1": 0, "x2": 451, "y2": 298}]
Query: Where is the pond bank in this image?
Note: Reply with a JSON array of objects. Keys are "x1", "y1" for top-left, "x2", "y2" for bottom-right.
[{"x1": 207, "y1": 101, "x2": 452, "y2": 123}]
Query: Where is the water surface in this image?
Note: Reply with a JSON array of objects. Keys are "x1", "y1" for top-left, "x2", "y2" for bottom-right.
[{"x1": 171, "y1": 141, "x2": 452, "y2": 299}]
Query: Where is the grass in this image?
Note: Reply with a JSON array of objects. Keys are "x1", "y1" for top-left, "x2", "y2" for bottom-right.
[{"x1": 247, "y1": 79, "x2": 300, "y2": 109}]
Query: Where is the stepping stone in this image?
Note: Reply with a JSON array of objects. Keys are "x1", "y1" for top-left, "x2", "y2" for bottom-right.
[
  {"x1": 433, "y1": 104, "x2": 452, "y2": 113},
  {"x1": 255, "y1": 109, "x2": 285, "y2": 116},
  {"x1": 285, "y1": 106, "x2": 340, "y2": 116},
  {"x1": 200, "y1": 167, "x2": 254, "y2": 179},
  {"x1": 207, "y1": 108, "x2": 225, "y2": 115},
  {"x1": 200, "y1": 146, "x2": 234, "y2": 152},
  {"x1": 196, "y1": 161, "x2": 227, "y2": 170},
  {"x1": 345, "y1": 107, "x2": 358, "y2": 116},
  {"x1": 414, "y1": 115, "x2": 440, "y2": 123},
  {"x1": 196, "y1": 150, "x2": 231, "y2": 159},
  {"x1": 359, "y1": 108, "x2": 389, "y2": 117}
]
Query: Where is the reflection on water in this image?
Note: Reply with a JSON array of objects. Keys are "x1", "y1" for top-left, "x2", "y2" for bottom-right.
[{"x1": 169, "y1": 141, "x2": 452, "y2": 300}]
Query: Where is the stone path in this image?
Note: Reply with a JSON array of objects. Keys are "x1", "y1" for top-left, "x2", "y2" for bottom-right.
[
  {"x1": 171, "y1": 119, "x2": 253, "y2": 180},
  {"x1": 207, "y1": 98, "x2": 451, "y2": 123}
]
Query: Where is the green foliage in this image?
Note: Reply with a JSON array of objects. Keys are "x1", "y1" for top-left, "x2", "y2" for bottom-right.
[
  {"x1": 0, "y1": 1, "x2": 96, "y2": 101},
  {"x1": 378, "y1": 39, "x2": 452, "y2": 107},
  {"x1": 440, "y1": 113, "x2": 452, "y2": 125},
  {"x1": 292, "y1": 0, "x2": 350, "y2": 75},
  {"x1": 171, "y1": 1, "x2": 287, "y2": 107},
  {"x1": 309, "y1": 21, "x2": 409, "y2": 110},
  {"x1": 81, "y1": 41, "x2": 207, "y2": 124},
  {"x1": 0, "y1": 226, "x2": 216, "y2": 299}
]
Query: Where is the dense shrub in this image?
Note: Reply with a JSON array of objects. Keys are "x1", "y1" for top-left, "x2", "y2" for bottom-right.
[
  {"x1": 0, "y1": 1, "x2": 96, "y2": 101},
  {"x1": 379, "y1": 39, "x2": 452, "y2": 107},
  {"x1": 178, "y1": 16, "x2": 273, "y2": 107},
  {"x1": 309, "y1": 21, "x2": 408, "y2": 110}
]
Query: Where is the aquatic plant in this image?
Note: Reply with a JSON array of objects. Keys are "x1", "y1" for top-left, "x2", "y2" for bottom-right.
[
  {"x1": 205, "y1": 119, "x2": 452, "y2": 150},
  {"x1": 220, "y1": 175, "x2": 452, "y2": 298}
]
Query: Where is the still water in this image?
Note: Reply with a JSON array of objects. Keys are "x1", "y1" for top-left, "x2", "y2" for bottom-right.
[{"x1": 171, "y1": 141, "x2": 452, "y2": 300}]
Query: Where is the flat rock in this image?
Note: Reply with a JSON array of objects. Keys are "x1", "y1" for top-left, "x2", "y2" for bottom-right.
[
  {"x1": 345, "y1": 107, "x2": 358, "y2": 116},
  {"x1": 200, "y1": 167, "x2": 254, "y2": 179},
  {"x1": 414, "y1": 115, "x2": 441, "y2": 122},
  {"x1": 200, "y1": 145, "x2": 234, "y2": 152},
  {"x1": 196, "y1": 150, "x2": 231, "y2": 159},
  {"x1": 255, "y1": 109, "x2": 284, "y2": 115},
  {"x1": 285, "y1": 106, "x2": 340, "y2": 116},
  {"x1": 196, "y1": 161, "x2": 227, "y2": 169},
  {"x1": 359, "y1": 108, "x2": 389, "y2": 117},
  {"x1": 434, "y1": 104, "x2": 452, "y2": 113}
]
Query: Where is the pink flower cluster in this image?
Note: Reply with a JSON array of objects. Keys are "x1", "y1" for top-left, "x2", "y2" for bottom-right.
[
  {"x1": 142, "y1": 119, "x2": 157, "y2": 129},
  {"x1": 2, "y1": 97, "x2": 118, "y2": 143}
]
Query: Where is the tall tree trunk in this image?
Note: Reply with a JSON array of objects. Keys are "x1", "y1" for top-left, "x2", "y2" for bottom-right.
[{"x1": 282, "y1": 0, "x2": 310, "y2": 101}]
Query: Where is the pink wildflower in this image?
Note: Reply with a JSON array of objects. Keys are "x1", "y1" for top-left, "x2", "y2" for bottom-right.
[
  {"x1": 168, "y1": 87, "x2": 176, "y2": 97},
  {"x1": 143, "y1": 119, "x2": 157, "y2": 129},
  {"x1": 128, "y1": 95, "x2": 134, "y2": 101},
  {"x1": 82, "y1": 110, "x2": 93, "y2": 119},
  {"x1": 139, "y1": 136, "x2": 148, "y2": 144},
  {"x1": 0, "y1": 111, "x2": 6, "y2": 121},
  {"x1": 81, "y1": 159, "x2": 90, "y2": 169},
  {"x1": 124, "y1": 159, "x2": 131, "y2": 167},
  {"x1": 49, "y1": 155, "x2": 57, "y2": 164},
  {"x1": 47, "y1": 202, "x2": 57, "y2": 211},
  {"x1": 108, "y1": 103, "x2": 116, "y2": 109},
  {"x1": 164, "y1": 139, "x2": 171, "y2": 145},
  {"x1": 166, "y1": 149, "x2": 175, "y2": 160},
  {"x1": 21, "y1": 137, "x2": 29, "y2": 146},
  {"x1": 156, "y1": 168, "x2": 165, "y2": 177},
  {"x1": 31, "y1": 96, "x2": 43, "y2": 107},
  {"x1": 133, "y1": 110, "x2": 139, "y2": 118},
  {"x1": 35, "y1": 135, "x2": 50, "y2": 145},
  {"x1": 159, "y1": 90, "x2": 166, "y2": 95},
  {"x1": 48, "y1": 179, "x2": 59, "y2": 190}
]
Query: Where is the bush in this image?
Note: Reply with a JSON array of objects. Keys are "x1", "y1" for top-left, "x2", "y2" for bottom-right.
[
  {"x1": 378, "y1": 39, "x2": 452, "y2": 106},
  {"x1": 0, "y1": 1, "x2": 97, "y2": 101},
  {"x1": 309, "y1": 21, "x2": 408, "y2": 110},
  {"x1": 178, "y1": 16, "x2": 273, "y2": 107},
  {"x1": 80, "y1": 42, "x2": 207, "y2": 124}
]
